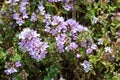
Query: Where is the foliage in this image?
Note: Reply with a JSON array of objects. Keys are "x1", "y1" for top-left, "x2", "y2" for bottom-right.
[{"x1": 0, "y1": 0, "x2": 120, "y2": 80}]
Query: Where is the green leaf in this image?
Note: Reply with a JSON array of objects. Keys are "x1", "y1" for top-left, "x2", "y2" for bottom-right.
[
  {"x1": 11, "y1": 53, "x2": 21, "y2": 62},
  {"x1": 89, "y1": 55, "x2": 99, "y2": 64}
]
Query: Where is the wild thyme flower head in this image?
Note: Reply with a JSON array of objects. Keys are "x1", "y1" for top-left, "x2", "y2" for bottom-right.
[
  {"x1": 31, "y1": 12, "x2": 37, "y2": 22},
  {"x1": 4, "y1": 67, "x2": 17, "y2": 75},
  {"x1": 19, "y1": 28, "x2": 49, "y2": 61},
  {"x1": 56, "y1": 33, "x2": 67, "y2": 53},
  {"x1": 65, "y1": 42, "x2": 78, "y2": 51},
  {"x1": 15, "y1": 61, "x2": 22, "y2": 67},
  {"x1": 38, "y1": 2, "x2": 45, "y2": 15},
  {"x1": 4, "y1": 61, "x2": 22, "y2": 75},
  {"x1": 44, "y1": 15, "x2": 89, "y2": 53},
  {"x1": 81, "y1": 60, "x2": 91, "y2": 73},
  {"x1": 19, "y1": 28, "x2": 40, "y2": 40}
]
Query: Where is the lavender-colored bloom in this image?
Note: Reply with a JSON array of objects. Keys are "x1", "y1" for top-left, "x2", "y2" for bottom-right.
[
  {"x1": 15, "y1": 61, "x2": 22, "y2": 67},
  {"x1": 86, "y1": 48, "x2": 93, "y2": 54},
  {"x1": 76, "y1": 54, "x2": 81, "y2": 58},
  {"x1": 12, "y1": 13, "x2": 25, "y2": 26},
  {"x1": 13, "y1": 13, "x2": 20, "y2": 20},
  {"x1": 50, "y1": 29, "x2": 57, "y2": 35},
  {"x1": 65, "y1": 42, "x2": 78, "y2": 51},
  {"x1": 19, "y1": 28, "x2": 40, "y2": 40},
  {"x1": 45, "y1": 25, "x2": 51, "y2": 32},
  {"x1": 16, "y1": 18, "x2": 25, "y2": 26},
  {"x1": 43, "y1": 15, "x2": 90, "y2": 53},
  {"x1": 22, "y1": 13, "x2": 28, "y2": 19},
  {"x1": 57, "y1": 22, "x2": 67, "y2": 33},
  {"x1": 4, "y1": 67, "x2": 17, "y2": 75},
  {"x1": 65, "y1": 19, "x2": 88, "y2": 39},
  {"x1": 19, "y1": 28, "x2": 49, "y2": 61},
  {"x1": 107, "y1": 0, "x2": 110, "y2": 2},
  {"x1": 81, "y1": 40, "x2": 87, "y2": 48},
  {"x1": 81, "y1": 60, "x2": 91, "y2": 73},
  {"x1": 64, "y1": 3, "x2": 73, "y2": 11},
  {"x1": 51, "y1": 16, "x2": 64, "y2": 25},
  {"x1": 43, "y1": 14, "x2": 52, "y2": 25},
  {"x1": 66, "y1": 19, "x2": 78, "y2": 27},
  {"x1": 38, "y1": 2, "x2": 45, "y2": 15},
  {"x1": 31, "y1": 12, "x2": 37, "y2": 22},
  {"x1": 56, "y1": 33, "x2": 67, "y2": 53},
  {"x1": 57, "y1": 44, "x2": 65, "y2": 53},
  {"x1": 20, "y1": 2, "x2": 28, "y2": 13},
  {"x1": 91, "y1": 44, "x2": 97, "y2": 50},
  {"x1": 18, "y1": 0, "x2": 29, "y2": 22},
  {"x1": 48, "y1": 0, "x2": 60, "y2": 2},
  {"x1": 98, "y1": 38, "x2": 103, "y2": 45},
  {"x1": 87, "y1": 0, "x2": 92, "y2": 2},
  {"x1": 75, "y1": 25, "x2": 85, "y2": 32}
]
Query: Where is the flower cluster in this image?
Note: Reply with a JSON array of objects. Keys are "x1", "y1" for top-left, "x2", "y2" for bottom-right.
[
  {"x1": 81, "y1": 39, "x2": 98, "y2": 54},
  {"x1": 18, "y1": 28, "x2": 49, "y2": 61},
  {"x1": 38, "y1": 2, "x2": 46, "y2": 15},
  {"x1": 44, "y1": 15, "x2": 89, "y2": 53},
  {"x1": 81, "y1": 60, "x2": 91, "y2": 73},
  {"x1": 4, "y1": 61, "x2": 22, "y2": 75},
  {"x1": 12, "y1": 0, "x2": 29, "y2": 26},
  {"x1": 30, "y1": 2, "x2": 45, "y2": 22}
]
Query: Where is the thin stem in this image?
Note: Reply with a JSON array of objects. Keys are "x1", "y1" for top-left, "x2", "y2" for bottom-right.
[{"x1": 53, "y1": 2, "x2": 61, "y2": 15}]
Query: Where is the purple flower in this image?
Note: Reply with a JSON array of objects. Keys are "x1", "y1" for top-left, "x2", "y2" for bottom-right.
[
  {"x1": 81, "y1": 60, "x2": 91, "y2": 73},
  {"x1": 16, "y1": 18, "x2": 25, "y2": 26},
  {"x1": 43, "y1": 15, "x2": 90, "y2": 53},
  {"x1": 19, "y1": 28, "x2": 49, "y2": 61},
  {"x1": 22, "y1": 13, "x2": 28, "y2": 19},
  {"x1": 15, "y1": 61, "x2": 22, "y2": 67},
  {"x1": 48, "y1": 0, "x2": 58, "y2": 2},
  {"x1": 4, "y1": 67, "x2": 17, "y2": 75},
  {"x1": 19, "y1": 28, "x2": 40, "y2": 40},
  {"x1": 20, "y1": 2, "x2": 27, "y2": 13},
  {"x1": 86, "y1": 48, "x2": 93, "y2": 54},
  {"x1": 45, "y1": 25, "x2": 51, "y2": 32},
  {"x1": 66, "y1": 19, "x2": 78, "y2": 27},
  {"x1": 56, "y1": 33, "x2": 67, "y2": 53},
  {"x1": 81, "y1": 40, "x2": 87, "y2": 48},
  {"x1": 38, "y1": 2, "x2": 45, "y2": 15},
  {"x1": 65, "y1": 42, "x2": 78, "y2": 51},
  {"x1": 50, "y1": 29, "x2": 57, "y2": 35},
  {"x1": 91, "y1": 44, "x2": 97, "y2": 50},
  {"x1": 51, "y1": 16, "x2": 64, "y2": 25},
  {"x1": 31, "y1": 12, "x2": 37, "y2": 22},
  {"x1": 15, "y1": 0, "x2": 29, "y2": 25},
  {"x1": 76, "y1": 54, "x2": 81, "y2": 58},
  {"x1": 43, "y1": 14, "x2": 52, "y2": 25},
  {"x1": 13, "y1": 13, "x2": 20, "y2": 20},
  {"x1": 107, "y1": 0, "x2": 110, "y2": 2},
  {"x1": 12, "y1": 13, "x2": 25, "y2": 26},
  {"x1": 64, "y1": 3, "x2": 73, "y2": 11}
]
